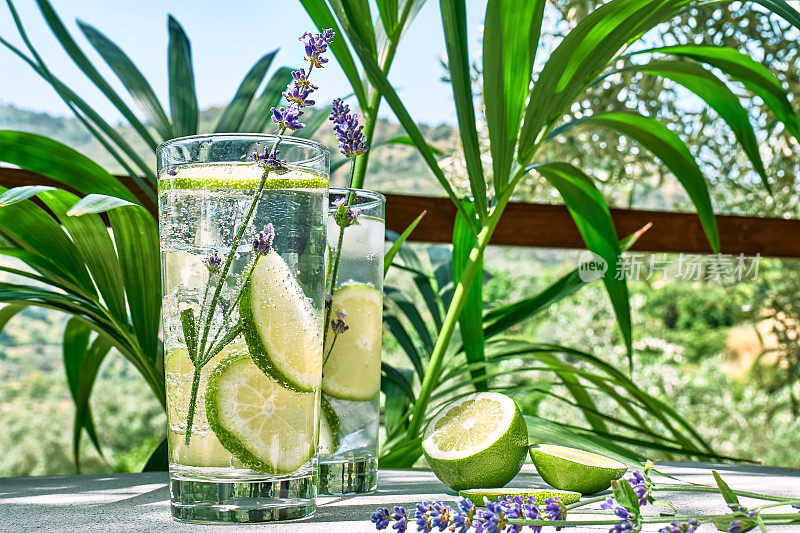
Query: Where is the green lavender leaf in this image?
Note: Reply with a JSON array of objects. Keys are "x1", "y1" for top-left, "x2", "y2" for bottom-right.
[
  {"x1": 204, "y1": 322, "x2": 242, "y2": 365},
  {"x1": 612, "y1": 478, "x2": 640, "y2": 516},
  {"x1": 712, "y1": 470, "x2": 741, "y2": 506},
  {"x1": 180, "y1": 308, "x2": 198, "y2": 362}
]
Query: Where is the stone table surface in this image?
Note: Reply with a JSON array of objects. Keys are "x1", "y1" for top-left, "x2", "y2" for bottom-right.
[{"x1": 1, "y1": 463, "x2": 800, "y2": 532}]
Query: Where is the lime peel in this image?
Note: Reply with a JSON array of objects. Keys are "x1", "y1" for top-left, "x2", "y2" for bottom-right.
[{"x1": 529, "y1": 444, "x2": 628, "y2": 495}]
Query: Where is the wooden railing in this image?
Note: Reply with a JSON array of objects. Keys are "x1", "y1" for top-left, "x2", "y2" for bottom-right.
[{"x1": 4, "y1": 167, "x2": 800, "y2": 258}]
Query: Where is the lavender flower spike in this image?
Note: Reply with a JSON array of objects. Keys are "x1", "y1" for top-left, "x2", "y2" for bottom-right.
[
  {"x1": 204, "y1": 254, "x2": 222, "y2": 273},
  {"x1": 271, "y1": 103, "x2": 304, "y2": 131},
  {"x1": 249, "y1": 148, "x2": 288, "y2": 174},
  {"x1": 299, "y1": 29, "x2": 335, "y2": 68},
  {"x1": 371, "y1": 507, "x2": 390, "y2": 530},
  {"x1": 329, "y1": 98, "x2": 370, "y2": 157},
  {"x1": 332, "y1": 197, "x2": 361, "y2": 228},
  {"x1": 253, "y1": 223, "x2": 275, "y2": 255},
  {"x1": 330, "y1": 310, "x2": 349, "y2": 335}
]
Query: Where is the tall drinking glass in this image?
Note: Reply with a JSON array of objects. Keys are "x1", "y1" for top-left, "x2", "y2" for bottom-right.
[
  {"x1": 157, "y1": 134, "x2": 329, "y2": 523},
  {"x1": 319, "y1": 188, "x2": 384, "y2": 494}
]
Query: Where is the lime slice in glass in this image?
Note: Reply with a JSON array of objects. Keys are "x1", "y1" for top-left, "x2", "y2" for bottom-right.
[
  {"x1": 458, "y1": 488, "x2": 581, "y2": 507},
  {"x1": 205, "y1": 351, "x2": 318, "y2": 474},
  {"x1": 159, "y1": 165, "x2": 328, "y2": 191},
  {"x1": 241, "y1": 250, "x2": 322, "y2": 391},
  {"x1": 422, "y1": 392, "x2": 529, "y2": 491},
  {"x1": 529, "y1": 444, "x2": 627, "y2": 495},
  {"x1": 318, "y1": 396, "x2": 340, "y2": 455},
  {"x1": 322, "y1": 284, "x2": 382, "y2": 401}
]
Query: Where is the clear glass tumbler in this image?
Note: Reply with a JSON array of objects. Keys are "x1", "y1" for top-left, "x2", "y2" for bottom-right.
[
  {"x1": 157, "y1": 134, "x2": 329, "y2": 523},
  {"x1": 319, "y1": 188, "x2": 385, "y2": 494}
]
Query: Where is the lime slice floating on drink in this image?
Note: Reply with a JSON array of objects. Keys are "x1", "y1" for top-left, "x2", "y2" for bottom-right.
[
  {"x1": 205, "y1": 351, "x2": 318, "y2": 474},
  {"x1": 529, "y1": 444, "x2": 627, "y2": 495},
  {"x1": 241, "y1": 250, "x2": 322, "y2": 391},
  {"x1": 422, "y1": 392, "x2": 529, "y2": 491},
  {"x1": 322, "y1": 284, "x2": 383, "y2": 401},
  {"x1": 458, "y1": 488, "x2": 581, "y2": 507},
  {"x1": 160, "y1": 173, "x2": 328, "y2": 191},
  {"x1": 318, "y1": 396, "x2": 340, "y2": 455},
  {"x1": 165, "y1": 343, "x2": 244, "y2": 467}
]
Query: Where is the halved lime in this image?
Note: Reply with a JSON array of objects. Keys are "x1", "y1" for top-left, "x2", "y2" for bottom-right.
[
  {"x1": 318, "y1": 396, "x2": 340, "y2": 455},
  {"x1": 205, "y1": 351, "x2": 318, "y2": 474},
  {"x1": 458, "y1": 488, "x2": 581, "y2": 507},
  {"x1": 240, "y1": 250, "x2": 322, "y2": 391},
  {"x1": 165, "y1": 343, "x2": 243, "y2": 467},
  {"x1": 323, "y1": 284, "x2": 382, "y2": 400},
  {"x1": 529, "y1": 444, "x2": 627, "y2": 495},
  {"x1": 422, "y1": 392, "x2": 529, "y2": 491}
]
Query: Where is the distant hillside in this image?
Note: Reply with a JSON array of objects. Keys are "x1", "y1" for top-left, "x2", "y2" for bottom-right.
[{"x1": 0, "y1": 103, "x2": 454, "y2": 195}]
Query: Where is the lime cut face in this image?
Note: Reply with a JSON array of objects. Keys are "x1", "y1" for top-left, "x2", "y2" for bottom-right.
[
  {"x1": 323, "y1": 284, "x2": 382, "y2": 400},
  {"x1": 422, "y1": 392, "x2": 528, "y2": 491},
  {"x1": 241, "y1": 250, "x2": 322, "y2": 391},
  {"x1": 205, "y1": 352, "x2": 319, "y2": 474},
  {"x1": 529, "y1": 444, "x2": 628, "y2": 495}
]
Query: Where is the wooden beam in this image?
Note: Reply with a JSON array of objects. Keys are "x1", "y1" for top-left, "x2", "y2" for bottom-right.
[
  {"x1": 3, "y1": 168, "x2": 799, "y2": 257},
  {"x1": 384, "y1": 193, "x2": 800, "y2": 258}
]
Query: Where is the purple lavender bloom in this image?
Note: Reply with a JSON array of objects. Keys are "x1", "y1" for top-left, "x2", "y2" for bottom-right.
[
  {"x1": 332, "y1": 197, "x2": 361, "y2": 228},
  {"x1": 430, "y1": 502, "x2": 454, "y2": 532},
  {"x1": 415, "y1": 502, "x2": 433, "y2": 532},
  {"x1": 253, "y1": 223, "x2": 275, "y2": 255},
  {"x1": 658, "y1": 520, "x2": 698, "y2": 533},
  {"x1": 543, "y1": 498, "x2": 565, "y2": 531},
  {"x1": 627, "y1": 471, "x2": 649, "y2": 507},
  {"x1": 299, "y1": 29, "x2": 334, "y2": 68},
  {"x1": 249, "y1": 148, "x2": 289, "y2": 174},
  {"x1": 372, "y1": 507, "x2": 391, "y2": 530},
  {"x1": 290, "y1": 69, "x2": 318, "y2": 91},
  {"x1": 728, "y1": 504, "x2": 745, "y2": 513},
  {"x1": 331, "y1": 310, "x2": 349, "y2": 335},
  {"x1": 728, "y1": 520, "x2": 743, "y2": 533},
  {"x1": 324, "y1": 292, "x2": 333, "y2": 309},
  {"x1": 166, "y1": 167, "x2": 177, "y2": 176},
  {"x1": 283, "y1": 85, "x2": 315, "y2": 108},
  {"x1": 793, "y1": 504, "x2": 800, "y2": 510},
  {"x1": 601, "y1": 498, "x2": 635, "y2": 533},
  {"x1": 271, "y1": 104, "x2": 304, "y2": 131},
  {"x1": 204, "y1": 254, "x2": 222, "y2": 273},
  {"x1": 391, "y1": 506, "x2": 407, "y2": 533},
  {"x1": 474, "y1": 501, "x2": 504, "y2": 533},
  {"x1": 329, "y1": 102, "x2": 370, "y2": 157},
  {"x1": 453, "y1": 499, "x2": 476, "y2": 533}
]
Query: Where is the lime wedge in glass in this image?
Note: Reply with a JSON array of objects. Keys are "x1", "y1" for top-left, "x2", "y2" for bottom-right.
[
  {"x1": 529, "y1": 444, "x2": 627, "y2": 495},
  {"x1": 165, "y1": 343, "x2": 243, "y2": 467},
  {"x1": 240, "y1": 250, "x2": 322, "y2": 391},
  {"x1": 422, "y1": 392, "x2": 528, "y2": 491},
  {"x1": 318, "y1": 396, "x2": 340, "y2": 455},
  {"x1": 205, "y1": 351, "x2": 318, "y2": 474},
  {"x1": 322, "y1": 283, "x2": 382, "y2": 401},
  {"x1": 159, "y1": 164, "x2": 328, "y2": 191}
]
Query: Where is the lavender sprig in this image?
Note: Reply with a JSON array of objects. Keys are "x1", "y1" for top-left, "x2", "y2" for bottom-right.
[
  {"x1": 601, "y1": 497, "x2": 636, "y2": 532},
  {"x1": 658, "y1": 519, "x2": 699, "y2": 533}
]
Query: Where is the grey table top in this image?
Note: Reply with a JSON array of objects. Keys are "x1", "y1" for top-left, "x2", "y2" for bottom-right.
[{"x1": 1, "y1": 463, "x2": 800, "y2": 532}]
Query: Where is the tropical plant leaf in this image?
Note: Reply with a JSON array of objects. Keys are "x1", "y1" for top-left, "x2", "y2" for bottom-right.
[
  {"x1": 63, "y1": 318, "x2": 112, "y2": 469},
  {"x1": 452, "y1": 200, "x2": 486, "y2": 390},
  {"x1": 77, "y1": 20, "x2": 173, "y2": 141},
  {"x1": 517, "y1": 0, "x2": 693, "y2": 162},
  {"x1": 167, "y1": 15, "x2": 198, "y2": 137},
  {"x1": 440, "y1": 0, "x2": 487, "y2": 219},
  {"x1": 483, "y1": 0, "x2": 545, "y2": 192},
  {"x1": 142, "y1": 437, "x2": 168, "y2": 471},
  {"x1": 376, "y1": 0, "x2": 399, "y2": 35},
  {"x1": 240, "y1": 67, "x2": 293, "y2": 133},
  {"x1": 386, "y1": 287, "x2": 434, "y2": 354},
  {"x1": 381, "y1": 361, "x2": 416, "y2": 401},
  {"x1": 215, "y1": 50, "x2": 278, "y2": 132},
  {"x1": 632, "y1": 44, "x2": 800, "y2": 140},
  {"x1": 294, "y1": 104, "x2": 333, "y2": 139},
  {"x1": 603, "y1": 60, "x2": 770, "y2": 195},
  {"x1": 752, "y1": 0, "x2": 800, "y2": 31},
  {"x1": 67, "y1": 194, "x2": 138, "y2": 216},
  {"x1": 0, "y1": 131, "x2": 141, "y2": 203},
  {"x1": 553, "y1": 111, "x2": 719, "y2": 251},
  {"x1": 34, "y1": 0, "x2": 158, "y2": 149},
  {"x1": 375, "y1": 135, "x2": 444, "y2": 156},
  {"x1": 533, "y1": 162, "x2": 632, "y2": 360},
  {"x1": 0, "y1": 185, "x2": 56, "y2": 207},
  {"x1": 383, "y1": 313, "x2": 425, "y2": 379},
  {"x1": 384, "y1": 211, "x2": 427, "y2": 276},
  {"x1": 297, "y1": 0, "x2": 367, "y2": 109},
  {"x1": 383, "y1": 367, "x2": 413, "y2": 437},
  {"x1": 329, "y1": 0, "x2": 377, "y2": 60},
  {"x1": 483, "y1": 225, "x2": 650, "y2": 339},
  {"x1": 0, "y1": 303, "x2": 29, "y2": 335}
]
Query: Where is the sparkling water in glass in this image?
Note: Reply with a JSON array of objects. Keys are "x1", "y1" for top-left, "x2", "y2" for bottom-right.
[
  {"x1": 319, "y1": 188, "x2": 384, "y2": 494},
  {"x1": 157, "y1": 134, "x2": 329, "y2": 523}
]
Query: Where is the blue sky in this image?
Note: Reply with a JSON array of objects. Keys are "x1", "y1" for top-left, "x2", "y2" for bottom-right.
[{"x1": 0, "y1": 0, "x2": 484, "y2": 125}]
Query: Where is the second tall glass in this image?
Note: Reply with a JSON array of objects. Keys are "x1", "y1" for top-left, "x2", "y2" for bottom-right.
[{"x1": 319, "y1": 188, "x2": 385, "y2": 494}]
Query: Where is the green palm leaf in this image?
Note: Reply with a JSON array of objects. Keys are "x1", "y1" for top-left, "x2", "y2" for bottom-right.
[
  {"x1": 168, "y1": 15, "x2": 198, "y2": 137},
  {"x1": 77, "y1": 20, "x2": 173, "y2": 141},
  {"x1": 483, "y1": 0, "x2": 545, "y2": 192},
  {"x1": 215, "y1": 50, "x2": 278, "y2": 132},
  {"x1": 240, "y1": 67, "x2": 293, "y2": 133}
]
